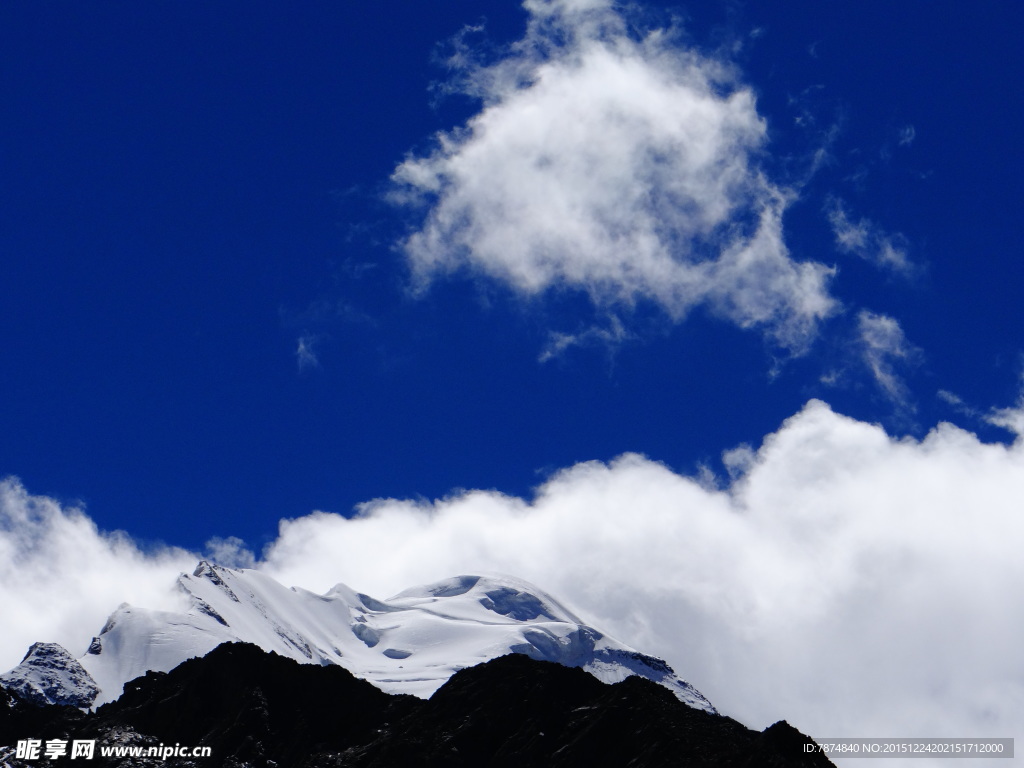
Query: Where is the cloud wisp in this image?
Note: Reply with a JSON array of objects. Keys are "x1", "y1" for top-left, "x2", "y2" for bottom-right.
[
  {"x1": 5, "y1": 399, "x2": 1023, "y2": 762},
  {"x1": 856, "y1": 310, "x2": 920, "y2": 404},
  {"x1": 985, "y1": 377, "x2": 1024, "y2": 440},
  {"x1": 391, "y1": 0, "x2": 837, "y2": 353},
  {"x1": 295, "y1": 334, "x2": 321, "y2": 372},
  {"x1": 827, "y1": 197, "x2": 915, "y2": 277},
  {"x1": 537, "y1": 314, "x2": 632, "y2": 362}
]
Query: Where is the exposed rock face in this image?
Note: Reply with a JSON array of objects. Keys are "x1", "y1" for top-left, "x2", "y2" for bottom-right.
[
  {"x1": 0, "y1": 643, "x2": 98, "y2": 708},
  {"x1": 0, "y1": 642, "x2": 835, "y2": 768}
]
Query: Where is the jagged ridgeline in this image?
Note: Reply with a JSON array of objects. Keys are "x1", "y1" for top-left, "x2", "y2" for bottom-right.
[
  {"x1": 0, "y1": 563, "x2": 836, "y2": 766},
  {"x1": 1, "y1": 643, "x2": 834, "y2": 767}
]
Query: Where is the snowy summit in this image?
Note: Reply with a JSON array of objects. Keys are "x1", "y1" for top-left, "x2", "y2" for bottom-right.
[{"x1": 3, "y1": 563, "x2": 714, "y2": 713}]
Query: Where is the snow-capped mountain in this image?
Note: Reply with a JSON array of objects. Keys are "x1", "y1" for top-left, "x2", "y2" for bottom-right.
[{"x1": 4, "y1": 563, "x2": 714, "y2": 713}]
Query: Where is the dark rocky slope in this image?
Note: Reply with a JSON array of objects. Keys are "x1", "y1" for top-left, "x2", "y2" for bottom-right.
[{"x1": 1, "y1": 643, "x2": 834, "y2": 767}]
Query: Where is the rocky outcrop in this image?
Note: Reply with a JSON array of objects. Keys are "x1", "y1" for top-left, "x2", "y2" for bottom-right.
[{"x1": 0, "y1": 643, "x2": 98, "y2": 708}]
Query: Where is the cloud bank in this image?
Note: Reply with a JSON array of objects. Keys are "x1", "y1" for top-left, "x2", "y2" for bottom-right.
[
  {"x1": 260, "y1": 401, "x2": 1024, "y2": 756},
  {"x1": 0, "y1": 480, "x2": 196, "y2": 661},
  {"x1": 391, "y1": 0, "x2": 836, "y2": 352},
  {"x1": 4, "y1": 400, "x2": 1023, "y2": 765}
]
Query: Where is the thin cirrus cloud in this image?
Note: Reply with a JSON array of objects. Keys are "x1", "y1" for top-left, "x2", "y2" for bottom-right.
[
  {"x1": 390, "y1": 0, "x2": 837, "y2": 354},
  {"x1": 856, "y1": 310, "x2": 920, "y2": 404},
  {"x1": 537, "y1": 315, "x2": 632, "y2": 362},
  {"x1": 5, "y1": 398, "x2": 1023, "y2": 762},
  {"x1": 295, "y1": 334, "x2": 321, "y2": 371},
  {"x1": 827, "y1": 197, "x2": 915, "y2": 277}
]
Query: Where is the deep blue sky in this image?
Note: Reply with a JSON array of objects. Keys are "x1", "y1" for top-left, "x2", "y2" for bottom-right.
[{"x1": 2, "y1": 0, "x2": 1021, "y2": 553}]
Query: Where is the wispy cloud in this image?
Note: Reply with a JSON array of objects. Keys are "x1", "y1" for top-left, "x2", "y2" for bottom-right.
[
  {"x1": 204, "y1": 536, "x2": 257, "y2": 569},
  {"x1": 986, "y1": 373, "x2": 1024, "y2": 440},
  {"x1": 827, "y1": 198, "x2": 915, "y2": 276},
  {"x1": 987, "y1": 402, "x2": 1024, "y2": 440},
  {"x1": 898, "y1": 124, "x2": 916, "y2": 146},
  {"x1": 296, "y1": 334, "x2": 320, "y2": 371},
  {"x1": 538, "y1": 315, "x2": 632, "y2": 362},
  {"x1": 936, "y1": 388, "x2": 978, "y2": 418},
  {"x1": 857, "y1": 310, "x2": 919, "y2": 403},
  {"x1": 391, "y1": 0, "x2": 836, "y2": 354},
  {"x1": 3, "y1": 398, "x2": 1024, "y2": 752},
  {"x1": 936, "y1": 385, "x2": 1024, "y2": 441}
]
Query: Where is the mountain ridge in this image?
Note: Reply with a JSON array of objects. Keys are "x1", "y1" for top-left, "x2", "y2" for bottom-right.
[
  {"x1": 3, "y1": 563, "x2": 714, "y2": 712},
  {"x1": 0, "y1": 642, "x2": 836, "y2": 767}
]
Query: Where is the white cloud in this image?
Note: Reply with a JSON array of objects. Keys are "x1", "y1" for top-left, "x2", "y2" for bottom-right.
[
  {"x1": 258, "y1": 401, "x2": 1024, "y2": 763},
  {"x1": 936, "y1": 382, "x2": 1024, "y2": 441},
  {"x1": 827, "y1": 198, "x2": 914, "y2": 276},
  {"x1": 857, "y1": 310, "x2": 919, "y2": 403},
  {"x1": 829, "y1": 206, "x2": 869, "y2": 252},
  {"x1": 0, "y1": 479, "x2": 196, "y2": 663},
  {"x1": 986, "y1": 376, "x2": 1024, "y2": 440},
  {"x1": 204, "y1": 536, "x2": 257, "y2": 569},
  {"x1": 392, "y1": 0, "x2": 836, "y2": 353},
  {"x1": 5, "y1": 398, "x2": 1024, "y2": 764},
  {"x1": 721, "y1": 443, "x2": 755, "y2": 479},
  {"x1": 898, "y1": 124, "x2": 916, "y2": 146},
  {"x1": 988, "y1": 404, "x2": 1024, "y2": 440}
]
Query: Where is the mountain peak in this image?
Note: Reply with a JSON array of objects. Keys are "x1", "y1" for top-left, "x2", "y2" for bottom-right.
[
  {"x1": 192, "y1": 560, "x2": 217, "y2": 578},
  {"x1": 0, "y1": 642, "x2": 99, "y2": 708},
  {"x1": 4, "y1": 564, "x2": 715, "y2": 714}
]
